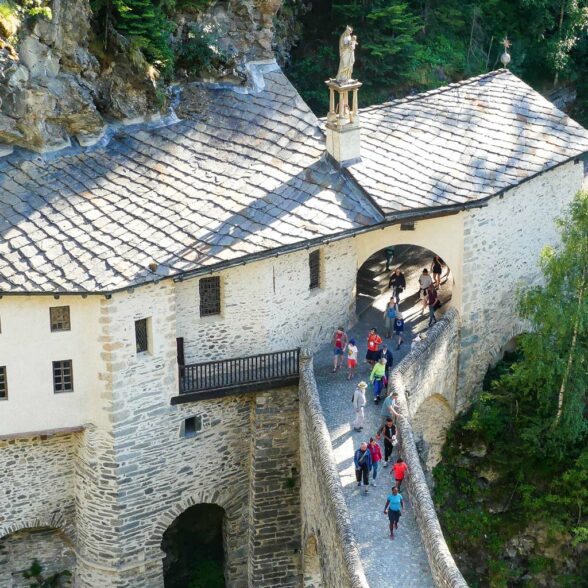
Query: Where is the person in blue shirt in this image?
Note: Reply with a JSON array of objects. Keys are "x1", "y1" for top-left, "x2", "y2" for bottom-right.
[
  {"x1": 383, "y1": 486, "x2": 404, "y2": 539},
  {"x1": 354, "y1": 442, "x2": 372, "y2": 494}
]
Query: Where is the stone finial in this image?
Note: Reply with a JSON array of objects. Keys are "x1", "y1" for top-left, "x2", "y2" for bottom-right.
[{"x1": 500, "y1": 37, "x2": 512, "y2": 68}]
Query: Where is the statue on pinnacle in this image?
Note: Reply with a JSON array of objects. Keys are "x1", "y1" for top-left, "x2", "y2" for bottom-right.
[{"x1": 335, "y1": 26, "x2": 358, "y2": 84}]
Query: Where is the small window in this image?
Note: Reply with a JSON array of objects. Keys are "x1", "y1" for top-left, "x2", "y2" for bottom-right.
[
  {"x1": 0, "y1": 366, "x2": 7, "y2": 400},
  {"x1": 53, "y1": 360, "x2": 74, "y2": 393},
  {"x1": 400, "y1": 222, "x2": 415, "y2": 231},
  {"x1": 135, "y1": 318, "x2": 149, "y2": 353},
  {"x1": 309, "y1": 250, "x2": 321, "y2": 290},
  {"x1": 199, "y1": 276, "x2": 221, "y2": 317},
  {"x1": 183, "y1": 416, "x2": 202, "y2": 438},
  {"x1": 50, "y1": 306, "x2": 71, "y2": 332}
]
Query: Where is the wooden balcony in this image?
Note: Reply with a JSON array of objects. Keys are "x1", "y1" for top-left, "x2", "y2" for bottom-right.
[{"x1": 171, "y1": 348, "x2": 301, "y2": 404}]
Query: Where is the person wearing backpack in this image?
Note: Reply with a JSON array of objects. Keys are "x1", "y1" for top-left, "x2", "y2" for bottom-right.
[
  {"x1": 383, "y1": 297, "x2": 398, "y2": 338},
  {"x1": 393, "y1": 311, "x2": 405, "y2": 350},
  {"x1": 331, "y1": 326, "x2": 348, "y2": 373},
  {"x1": 354, "y1": 441, "x2": 372, "y2": 494}
]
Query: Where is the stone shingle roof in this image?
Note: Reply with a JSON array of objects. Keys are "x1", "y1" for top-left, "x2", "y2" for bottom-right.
[
  {"x1": 0, "y1": 68, "x2": 381, "y2": 293},
  {"x1": 348, "y1": 69, "x2": 588, "y2": 214}
]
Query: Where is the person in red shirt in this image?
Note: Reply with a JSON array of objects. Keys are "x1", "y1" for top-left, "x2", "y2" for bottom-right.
[
  {"x1": 368, "y1": 437, "x2": 383, "y2": 487},
  {"x1": 391, "y1": 457, "x2": 409, "y2": 490},
  {"x1": 366, "y1": 328, "x2": 383, "y2": 367},
  {"x1": 330, "y1": 326, "x2": 348, "y2": 373}
]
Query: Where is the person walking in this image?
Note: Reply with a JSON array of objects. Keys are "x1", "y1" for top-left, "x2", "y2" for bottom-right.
[
  {"x1": 418, "y1": 268, "x2": 433, "y2": 312},
  {"x1": 388, "y1": 268, "x2": 406, "y2": 303},
  {"x1": 392, "y1": 457, "x2": 409, "y2": 490},
  {"x1": 368, "y1": 437, "x2": 382, "y2": 487},
  {"x1": 331, "y1": 326, "x2": 348, "y2": 373},
  {"x1": 381, "y1": 344, "x2": 393, "y2": 381},
  {"x1": 427, "y1": 285, "x2": 439, "y2": 327},
  {"x1": 366, "y1": 328, "x2": 383, "y2": 367},
  {"x1": 351, "y1": 381, "x2": 367, "y2": 431},
  {"x1": 383, "y1": 297, "x2": 398, "y2": 338},
  {"x1": 354, "y1": 441, "x2": 372, "y2": 494},
  {"x1": 380, "y1": 392, "x2": 399, "y2": 426},
  {"x1": 383, "y1": 486, "x2": 404, "y2": 540},
  {"x1": 377, "y1": 417, "x2": 397, "y2": 466},
  {"x1": 393, "y1": 311, "x2": 405, "y2": 350},
  {"x1": 346, "y1": 338, "x2": 358, "y2": 380},
  {"x1": 369, "y1": 357, "x2": 386, "y2": 404},
  {"x1": 384, "y1": 246, "x2": 395, "y2": 271},
  {"x1": 431, "y1": 255, "x2": 443, "y2": 289}
]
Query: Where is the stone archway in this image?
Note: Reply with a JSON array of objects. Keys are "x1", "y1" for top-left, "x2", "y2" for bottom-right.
[
  {"x1": 161, "y1": 503, "x2": 226, "y2": 588},
  {"x1": 302, "y1": 534, "x2": 322, "y2": 588},
  {"x1": 411, "y1": 393, "x2": 454, "y2": 476},
  {"x1": 0, "y1": 526, "x2": 75, "y2": 587}
]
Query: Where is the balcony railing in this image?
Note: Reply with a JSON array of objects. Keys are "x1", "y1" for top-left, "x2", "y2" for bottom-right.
[{"x1": 173, "y1": 348, "x2": 300, "y2": 403}]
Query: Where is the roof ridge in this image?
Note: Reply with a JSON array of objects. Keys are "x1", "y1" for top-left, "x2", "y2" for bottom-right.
[{"x1": 359, "y1": 69, "x2": 510, "y2": 114}]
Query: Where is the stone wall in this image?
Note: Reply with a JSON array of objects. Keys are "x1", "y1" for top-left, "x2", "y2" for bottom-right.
[
  {"x1": 459, "y1": 160, "x2": 585, "y2": 402},
  {"x1": 176, "y1": 240, "x2": 358, "y2": 364},
  {"x1": 298, "y1": 352, "x2": 369, "y2": 588},
  {"x1": 389, "y1": 309, "x2": 468, "y2": 588}
]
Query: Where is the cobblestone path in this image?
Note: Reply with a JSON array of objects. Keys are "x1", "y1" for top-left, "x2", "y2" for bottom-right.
[{"x1": 313, "y1": 254, "x2": 450, "y2": 587}]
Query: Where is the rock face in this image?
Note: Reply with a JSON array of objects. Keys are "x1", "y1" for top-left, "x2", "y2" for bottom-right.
[{"x1": 0, "y1": 0, "x2": 289, "y2": 152}]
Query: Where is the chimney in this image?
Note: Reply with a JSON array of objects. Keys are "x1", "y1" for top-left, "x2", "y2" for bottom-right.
[{"x1": 325, "y1": 26, "x2": 362, "y2": 167}]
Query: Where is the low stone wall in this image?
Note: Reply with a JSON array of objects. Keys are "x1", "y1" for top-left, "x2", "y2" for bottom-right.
[
  {"x1": 298, "y1": 352, "x2": 369, "y2": 588},
  {"x1": 390, "y1": 309, "x2": 469, "y2": 588}
]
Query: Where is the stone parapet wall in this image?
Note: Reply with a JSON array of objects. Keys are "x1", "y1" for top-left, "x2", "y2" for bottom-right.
[
  {"x1": 390, "y1": 309, "x2": 468, "y2": 588},
  {"x1": 298, "y1": 353, "x2": 369, "y2": 588}
]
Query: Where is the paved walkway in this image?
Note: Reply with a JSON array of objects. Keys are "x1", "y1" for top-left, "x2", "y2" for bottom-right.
[{"x1": 313, "y1": 255, "x2": 450, "y2": 587}]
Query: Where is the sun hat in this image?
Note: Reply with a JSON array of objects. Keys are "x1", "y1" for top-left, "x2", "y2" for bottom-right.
[{"x1": 358, "y1": 381, "x2": 368, "y2": 389}]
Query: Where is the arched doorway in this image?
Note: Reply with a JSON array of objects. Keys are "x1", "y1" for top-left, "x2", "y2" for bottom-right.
[
  {"x1": 0, "y1": 527, "x2": 75, "y2": 587},
  {"x1": 356, "y1": 244, "x2": 453, "y2": 336},
  {"x1": 161, "y1": 503, "x2": 226, "y2": 588}
]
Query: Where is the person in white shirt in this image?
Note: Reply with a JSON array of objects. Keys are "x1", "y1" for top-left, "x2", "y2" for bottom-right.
[
  {"x1": 346, "y1": 338, "x2": 359, "y2": 380},
  {"x1": 418, "y1": 268, "x2": 433, "y2": 312},
  {"x1": 352, "y1": 381, "x2": 367, "y2": 431}
]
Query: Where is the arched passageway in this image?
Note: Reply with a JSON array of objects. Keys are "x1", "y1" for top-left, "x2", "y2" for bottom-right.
[
  {"x1": 355, "y1": 244, "x2": 453, "y2": 340},
  {"x1": 161, "y1": 503, "x2": 226, "y2": 588},
  {"x1": 0, "y1": 527, "x2": 75, "y2": 587}
]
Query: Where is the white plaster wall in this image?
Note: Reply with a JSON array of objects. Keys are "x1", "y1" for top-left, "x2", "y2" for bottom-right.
[
  {"x1": 458, "y1": 159, "x2": 585, "y2": 401},
  {"x1": 0, "y1": 296, "x2": 105, "y2": 435},
  {"x1": 176, "y1": 240, "x2": 359, "y2": 364}
]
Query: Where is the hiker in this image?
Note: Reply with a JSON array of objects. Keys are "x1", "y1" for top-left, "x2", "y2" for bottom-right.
[
  {"x1": 351, "y1": 381, "x2": 367, "y2": 431},
  {"x1": 369, "y1": 357, "x2": 386, "y2": 404},
  {"x1": 378, "y1": 416, "x2": 397, "y2": 466},
  {"x1": 368, "y1": 437, "x2": 382, "y2": 487},
  {"x1": 392, "y1": 457, "x2": 409, "y2": 490},
  {"x1": 427, "y1": 285, "x2": 439, "y2": 327},
  {"x1": 380, "y1": 392, "x2": 399, "y2": 426},
  {"x1": 418, "y1": 268, "x2": 433, "y2": 311},
  {"x1": 383, "y1": 486, "x2": 404, "y2": 540},
  {"x1": 431, "y1": 255, "x2": 443, "y2": 288},
  {"x1": 388, "y1": 268, "x2": 406, "y2": 303},
  {"x1": 331, "y1": 326, "x2": 348, "y2": 373},
  {"x1": 383, "y1": 297, "x2": 398, "y2": 338},
  {"x1": 366, "y1": 328, "x2": 383, "y2": 367},
  {"x1": 384, "y1": 246, "x2": 395, "y2": 271},
  {"x1": 354, "y1": 441, "x2": 372, "y2": 493},
  {"x1": 393, "y1": 311, "x2": 405, "y2": 350},
  {"x1": 346, "y1": 338, "x2": 358, "y2": 380}
]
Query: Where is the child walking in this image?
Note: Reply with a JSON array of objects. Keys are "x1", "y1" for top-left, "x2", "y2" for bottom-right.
[{"x1": 346, "y1": 338, "x2": 358, "y2": 380}]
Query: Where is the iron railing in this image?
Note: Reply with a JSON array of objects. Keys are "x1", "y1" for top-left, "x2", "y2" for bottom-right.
[{"x1": 179, "y1": 348, "x2": 300, "y2": 394}]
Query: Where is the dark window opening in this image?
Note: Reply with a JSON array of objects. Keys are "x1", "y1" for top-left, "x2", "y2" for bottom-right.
[
  {"x1": 309, "y1": 250, "x2": 321, "y2": 290},
  {"x1": 183, "y1": 416, "x2": 202, "y2": 438},
  {"x1": 53, "y1": 360, "x2": 73, "y2": 393},
  {"x1": 400, "y1": 222, "x2": 415, "y2": 231},
  {"x1": 0, "y1": 366, "x2": 6, "y2": 399},
  {"x1": 199, "y1": 277, "x2": 221, "y2": 317},
  {"x1": 50, "y1": 306, "x2": 71, "y2": 331},
  {"x1": 135, "y1": 318, "x2": 149, "y2": 353}
]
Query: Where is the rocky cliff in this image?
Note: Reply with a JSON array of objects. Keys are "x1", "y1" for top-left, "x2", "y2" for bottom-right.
[{"x1": 0, "y1": 0, "x2": 291, "y2": 152}]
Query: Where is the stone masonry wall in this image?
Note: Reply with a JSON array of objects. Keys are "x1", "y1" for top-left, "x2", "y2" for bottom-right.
[
  {"x1": 176, "y1": 239, "x2": 358, "y2": 364},
  {"x1": 389, "y1": 309, "x2": 468, "y2": 588},
  {"x1": 458, "y1": 160, "x2": 584, "y2": 403},
  {"x1": 298, "y1": 352, "x2": 369, "y2": 588}
]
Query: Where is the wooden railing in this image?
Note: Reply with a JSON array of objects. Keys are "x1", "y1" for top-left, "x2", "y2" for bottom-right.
[{"x1": 179, "y1": 348, "x2": 300, "y2": 395}]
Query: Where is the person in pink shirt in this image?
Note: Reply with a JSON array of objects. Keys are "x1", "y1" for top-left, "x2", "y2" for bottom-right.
[{"x1": 368, "y1": 437, "x2": 383, "y2": 487}]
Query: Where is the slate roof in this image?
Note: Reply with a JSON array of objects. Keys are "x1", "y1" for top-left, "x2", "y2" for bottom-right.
[
  {"x1": 348, "y1": 69, "x2": 588, "y2": 214},
  {"x1": 0, "y1": 69, "x2": 381, "y2": 293}
]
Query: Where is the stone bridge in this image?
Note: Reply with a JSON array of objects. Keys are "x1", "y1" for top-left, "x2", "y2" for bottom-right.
[{"x1": 299, "y1": 307, "x2": 468, "y2": 587}]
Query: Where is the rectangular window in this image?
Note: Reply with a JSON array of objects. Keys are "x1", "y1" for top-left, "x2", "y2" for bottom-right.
[
  {"x1": 53, "y1": 360, "x2": 74, "y2": 393},
  {"x1": 309, "y1": 250, "x2": 321, "y2": 290},
  {"x1": 135, "y1": 318, "x2": 149, "y2": 353},
  {"x1": 50, "y1": 306, "x2": 71, "y2": 332},
  {"x1": 400, "y1": 222, "x2": 415, "y2": 231},
  {"x1": 199, "y1": 276, "x2": 221, "y2": 317},
  {"x1": 0, "y1": 366, "x2": 7, "y2": 400},
  {"x1": 183, "y1": 416, "x2": 202, "y2": 438}
]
